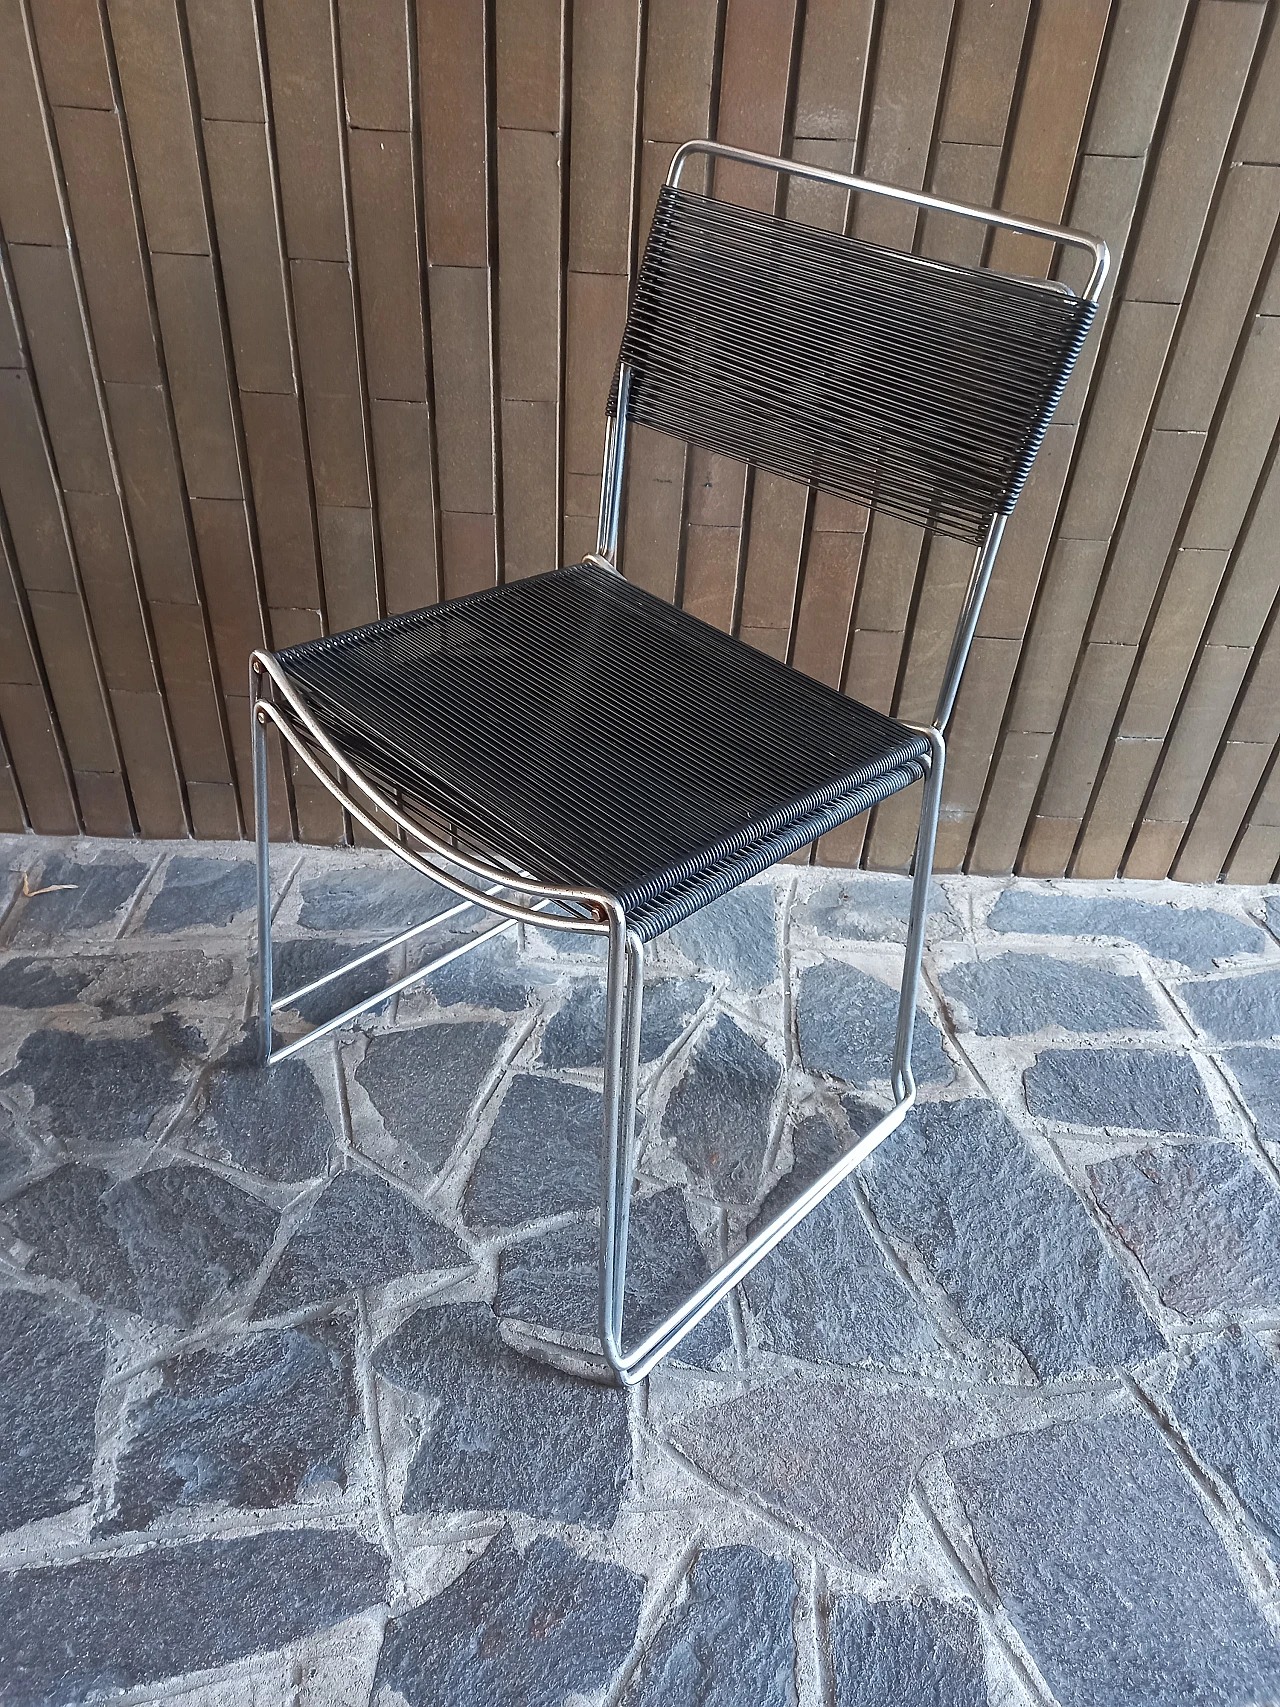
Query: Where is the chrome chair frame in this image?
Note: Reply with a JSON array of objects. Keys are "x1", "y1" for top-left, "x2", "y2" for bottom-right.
[{"x1": 251, "y1": 140, "x2": 1107, "y2": 1385}]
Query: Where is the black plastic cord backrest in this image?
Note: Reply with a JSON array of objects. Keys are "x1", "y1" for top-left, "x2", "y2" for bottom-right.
[{"x1": 611, "y1": 186, "x2": 1094, "y2": 544}]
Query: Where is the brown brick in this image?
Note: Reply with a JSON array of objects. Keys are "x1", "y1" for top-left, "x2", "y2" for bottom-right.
[
  {"x1": 562, "y1": 510, "x2": 597, "y2": 569},
  {"x1": 190, "y1": 496, "x2": 264, "y2": 684},
  {"x1": 988, "y1": 0, "x2": 1110, "y2": 279},
  {"x1": 1234, "y1": 8, "x2": 1280, "y2": 167},
  {"x1": 893, "y1": 534, "x2": 975, "y2": 723},
  {"x1": 418, "y1": 0, "x2": 488, "y2": 267},
  {"x1": 1224, "y1": 820, "x2": 1280, "y2": 886},
  {"x1": 939, "y1": 634, "x2": 1019, "y2": 813},
  {"x1": 714, "y1": 0, "x2": 799, "y2": 212},
  {"x1": 0, "y1": 760, "x2": 24, "y2": 833},
  {"x1": 1085, "y1": 0, "x2": 1188, "y2": 157},
  {"x1": 1156, "y1": 165, "x2": 1280, "y2": 432},
  {"x1": 1230, "y1": 630, "x2": 1280, "y2": 745},
  {"x1": 0, "y1": 544, "x2": 39, "y2": 687},
  {"x1": 370, "y1": 398, "x2": 437, "y2": 612},
  {"x1": 496, "y1": 127, "x2": 560, "y2": 404},
  {"x1": 1054, "y1": 154, "x2": 1146, "y2": 423},
  {"x1": 843, "y1": 626, "x2": 902, "y2": 715},
  {"x1": 75, "y1": 767, "x2": 133, "y2": 835},
  {"x1": 31, "y1": 0, "x2": 113, "y2": 107},
  {"x1": 350, "y1": 128, "x2": 428, "y2": 402},
  {"x1": 9, "y1": 244, "x2": 112, "y2": 495},
  {"x1": 187, "y1": 0, "x2": 264, "y2": 121},
  {"x1": 262, "y1": 0, "x2": 346, "y2": 261},
  {"x1": 811, "y1": 492, "x2": 868, "y2": 534},
  {"x1": 204, "y1": 120, "x2": 294, "y2": 395},
  {"x1": 853, "y1": 0, "x2": 953, "y2": 250},
  {"x1": 864, "y1": 783, "x2": 924, "y2": 872},
  {"x1": 25, "y1": 585, "x2": 118, "y2": 771},
  {"x1": 0, "y1": 681, "x2": 78, "y2": 832},
  {"x1": 500, "y1": 398, "x2": 556, "y2": 581},
  {"x1": 152, "y1": 251, "x2": 242, "y2": 499},
  {"x1": 686, "y1": 449, "x2": 747, "y2": 530},
  {"x1": 1038, "y1": 641, "x2": 1137, "y2": 818},
  {"x1": 105, "y1": 381, "x2": 200, "y2": 604},
  {"x1": 0, "y1": 0, "x2": 64, "y2": 243},
  {"x1": 1123, "y1": 818, "x2": 1186, "y2": 880},
  {"x1": 428, "y1": 264, "x2": 495, "y2": 513},
  {"x1": 110, "y1": 686, "x2": 186, "y2": 836},
  {"x1": 292, "y1": 260, "x2": 370, "y2": 507},
  {"x1": 240, "y1": 390, "x2": 321, "y2": 611},
  {"x1": 440, "y1": 508, "x2": 496, "y2": 600},
  {"x1": 109, "y1": 0, "x2": 209, "y2": 254},
  {"x1": 1124, "y1": 0, "x2": 1263, "y2": 303},
  {"x1": 1145, "y1": 644, "x2": 1251, "y2": 818},
  {"x1": 1006, "y1": 538, "x2": 1108, "y2": 735},
  {"x1": 64, "y1": 488, "x2": 153, "y2": 694},
  {"x1": 681, "y1": 524, "x2": 738, "y2": 634},
  {"x1": 969, "y1": 729, "x2": 1054, "y2": 874},
  {"x1": 1057, "y1": 301, "x2": 1178, "y2": 540},
  {"x1": 0, "y1": 265, "x2": 21, "y2": 370},
  {"x1": 1073, "y1": 738, "x2": 1161, "y2": 878},
  {"x1": 978, "y1": 423, "x2": 1074, "y2": 641},
  {"x1": 816, "y1": 812, "x2": 869, "y2": 869},
  {"x1": 227, "y1": 689, "x2": 291, "y2": 838},
  {"x1": 619, "y1": 425, "x2": 684, "y2": 601},
  {"x1": 337, "y1": 0, "x2": 411, "y2": 131},
  {"x1": 149, "y1": 598, "x2": 235, "y2": 782},
  {"x1": 0, "y1": 368, "x2": 77, "y2": 593},
  {"x1": 1089, "y1": 429, "x2": 1205, "y2": 644},
  {"x1": 563, "y1": 268, "x2": 626, "y2": 477},
  {"x1": 793, "y1": 0, "x2": 875, "y2": 142},
  {"x1": 567, "y1": 0, "x2": 640, "y2": 271},
  {"x1": 496, "y1": 0, "x2": 562, "y2": 132},
  {"x1": 784, "y1": 140, "x2": 855, "y2": 236},
  {"x1": 1184, "y1": 317, "x2": 1280, "y2": 549},
  {"x1": 790, "y1": 527, "x2": 864, "y2": 689},
  {"x1": 1209, "y1": 451, "x2": 1280, "y2": 645},
  {"x1": 938, "y1": 0, "x2": 1030, "y2": 146},
  {"x1": 740, "y1": 472, "x2": 807, "y2": 639},
  {"x1": 1174, "y1": 740, "x2": 1272, "y2": 881},
  {"x1": 1120, "y1": 548, "x2": 1228, "y2": 738},
  {"x1": 919, "y1": 144, "x2": 1002, "y2": 269},
  {"x1": 316, "y1": 504, "x2": 378, "y2": 633},
  {"x1": 851, "y1": 512, "x2": 926, "y2": 633},
  {"x1": 1020, "y1": 815, "x2": 1079, "y2": 878},
  {"x1": 54, "y1": 106, "x2": 159, "y2": 388}
]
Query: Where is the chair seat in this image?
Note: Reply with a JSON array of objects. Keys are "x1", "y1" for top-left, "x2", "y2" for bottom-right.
[{"x1": 274, "y1": 563, "x2": 929, "y2": 939}]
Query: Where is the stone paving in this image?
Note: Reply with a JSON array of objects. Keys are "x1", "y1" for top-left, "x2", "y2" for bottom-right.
[{"x1": 1, "y1": 837, "x2": 1279, "y2": 1706}]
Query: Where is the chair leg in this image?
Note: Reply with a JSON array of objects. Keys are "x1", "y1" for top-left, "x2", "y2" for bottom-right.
[
  {"x1": 251, "y1": 676, "x2": 274, "y2": 1066},
  {"x1": 599, "y1": 926, "x2": 645, "y2": 1377},
  {"x1": 892, "y1": 725, "x2": 946, "y2": 1103}
]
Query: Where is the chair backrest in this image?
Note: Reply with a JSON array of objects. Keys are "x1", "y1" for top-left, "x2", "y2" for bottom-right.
[{"x1": 611, "y1": 177, "x2": 1097, "y2": 545}]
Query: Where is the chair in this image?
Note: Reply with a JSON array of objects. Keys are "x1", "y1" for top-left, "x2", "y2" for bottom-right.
[{"x1": 250, "y1": 141, "x2": 1106, "y2": 1384}]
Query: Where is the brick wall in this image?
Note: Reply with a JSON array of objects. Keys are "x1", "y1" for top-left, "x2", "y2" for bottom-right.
[{"x1": 0, "y1": 0, "x2": 1277, "y2": 881}]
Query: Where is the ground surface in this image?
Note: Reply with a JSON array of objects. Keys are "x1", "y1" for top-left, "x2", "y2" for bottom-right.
[{"x1": 1, "y1": 837, "x2": 1279, "y2": 1707}]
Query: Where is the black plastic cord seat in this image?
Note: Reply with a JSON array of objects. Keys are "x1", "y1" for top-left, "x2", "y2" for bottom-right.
[{"x1": 275, "y1": 561, "x2": 930, "y2": 941}]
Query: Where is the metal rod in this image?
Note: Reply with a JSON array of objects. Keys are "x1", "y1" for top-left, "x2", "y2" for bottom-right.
[
  {"x1": 891, "y1": 725, "x2": 946, "y2": 1105},
  {"x1": 271, "y1": 892, "x2": 493, "y2": 1012},
  {"x1": 933, "y1": 514, "x2": 1007, "y2": 733},
  {"x1": 667, "y1": 140, "x2": 1110, "y2": 302},
  {"x1": 251, "y1": 669, "x2": 273, "y2": 1066}
]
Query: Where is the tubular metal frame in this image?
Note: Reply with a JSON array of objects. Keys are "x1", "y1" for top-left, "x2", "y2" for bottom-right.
[{"x1": 253, "y1": 142, "x2": 1105, "y2": 1385}]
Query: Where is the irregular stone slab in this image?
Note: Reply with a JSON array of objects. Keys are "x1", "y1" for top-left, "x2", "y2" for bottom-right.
[
  {"x1": 674, "y1": 1374, "x2": 997, "y2": 1571},
  {"x1": 1088, "y1": 1142, "x2": 1280, "y2": 1319},
  {"x1": 1222, "y1": 1045, "x2": 1280, "y2": 1144},
  {"x1": 669, "y1": 884, "x2": 778, "y2": 987},
  {"x1": 494, "y1": 1187, "x2": 731, "y2": 1364},
  {"x1": 663, "y1": 1015, "x2": 780, "y2": 1205},
  {"x1": 375, "y1": 1530, "x2": 642, "y2": 1707},
  {"x1": 189, "y1": 1027, "x2": 338, "y2": 1181},
  {"x1": 540, "y1": 976, "x2": 707, "y2": 1070},
  {"x1": 0, "y1": 956, "x2": 100, "y2": 1008},
  {"x1": 273, "y1": 937, "x2": 394, "y2": 1024},
  {"x1": 829, "y1": 1594, "x2": 986, "y2": 1707},
  {"x1": 462, "y1": 1074, "x2": 601, "y2": 1229},
  {"x1": 863, "y1": 1100, "x2": 1160, "y2": 1377},
  {"x1": 0, "y1": 1020, "x2": 195, "y2": 1149},
  {"x1": 988, "y1": 888, "x2": 1267, "y2": 971},
  {"x1": 105, "y1": 1319, "x2": 360, "y2": 1534},
  {"x1": 5, "y1": 853, "x2": 151, "y2": 949},
  {"x1": 797, "y1": 873, "x2": 960, "y2": 945},
  {"x1": 1177, "y1": 969, "x2": 1280, "y2": 1043},
  {"x1": 78, "y1": 950, "x2": 238, "y2": 1017},
  {"x1": 417, "y1": 928, "x2": 538, "y2": 1012},
  {"x1": 354, "y1": 1021, "x2": 507, "y2": 1174},
  {"x1": 0, "y1": 1110, "x2": 34, "y2": 1191},
  {"x1": 298, "y1": 863, "x2": 452, "y2": 933},
  {"x1": 0, "y1": 1528, "x2": 388, "y2": 1703},
  {"x1": 140, "y1": 856, "x2": 257, "y2": 933},
  {"x1": 255, "y1": 1169, "x2": 467, "y2": 1315},
  {"x1": 796, "y1": 961, "x2": 952, "y2": 1089},
  {"x1": 946, "y1": 1415, "x2": 1280, "y2": 1707},
  {"x1": 0, "y1": 1290, "x2": 105, "y2": 1532},
  {"x1": 2, "y1": 1162, "x2": 277, "y2": 1326},
  {"x1": 940, "y1": 952, "x2": 1160, "y2": 1037},
  {"x1": 1267, "y1": 895, "x2": 1279, "y2": 938},
  {"x1": 1025, "y1": 1046, "x2": 1219, "y2": 1136},
  {"x1": 622, "y1": 1546, "x2": 795, "y2": 1707},
  {"x1": 741, "y1": 1115, "x2": 937, "y2": 1369},
  {"x1": 375, "y1": 1303, "x2": 632, "y2": 1525},
  {"x1": 1167, "y1": 1336, "x2": 1280, "y2": 1548}
]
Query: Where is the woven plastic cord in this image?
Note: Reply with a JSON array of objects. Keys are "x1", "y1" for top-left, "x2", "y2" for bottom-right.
[{"x1": 611, "y1": 186, "x2": 1094, "y2": 543}]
